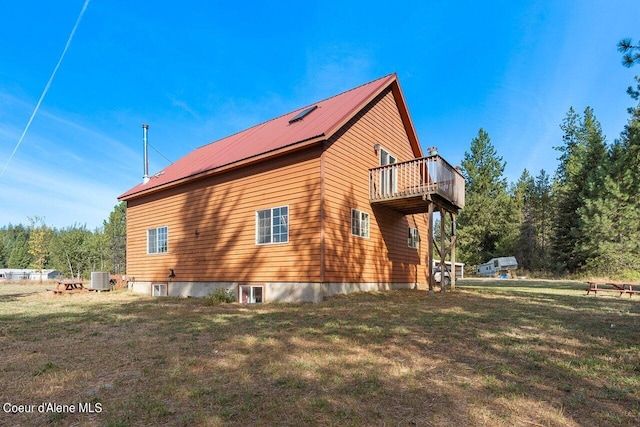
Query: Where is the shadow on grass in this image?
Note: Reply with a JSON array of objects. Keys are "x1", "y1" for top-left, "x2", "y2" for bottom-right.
[
  {"x1": 0, "y1": 293, "x2": 32, "y2": 303},
  {"x1": 457, "y1": 278, "x2": 587, "y2": 291},
  {"x1": 0, "y1": 283, "x2": 51, "y2": 302},
  {"x1": 0, "y1": 286, "x2": 638, "y2": 426}
]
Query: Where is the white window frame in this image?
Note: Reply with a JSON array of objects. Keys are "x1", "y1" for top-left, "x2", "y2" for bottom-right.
[
  {"x1": 351, "y1": 209, "x2": 370, "y2": 238},
  {"x1": 152, "y1": 283, "x2": 167, "y2": 296},
  {"x1": 147, "y1": 226, "x2": 168, "y2": 254},
  {"x1": 239, "y1": 285, "x2": 264, "y2": 303},
  {"x1": 256, "y1": 206, "x2": 289, "y2": 245},
  {"x1": 379, "y1": 147, "x2": 398, "y2": 196},
  {"x1": 379, "y1": 147, "x2": 398, "y2": 166},
  {"x1": 408, "y1": 227, "x2": 419, "y2": 249}
]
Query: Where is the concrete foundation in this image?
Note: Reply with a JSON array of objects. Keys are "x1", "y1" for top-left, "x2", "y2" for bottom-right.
[{"x1": 128, "y1": 281, "x2": 418, "y2": 303}]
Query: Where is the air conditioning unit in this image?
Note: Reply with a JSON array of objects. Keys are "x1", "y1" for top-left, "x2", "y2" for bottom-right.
[{"x1": 91, "y1": 272, "x2": 111, "y2": 291}]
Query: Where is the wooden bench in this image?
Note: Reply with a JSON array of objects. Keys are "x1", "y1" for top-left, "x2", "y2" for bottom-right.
[{"x1": 586, "y1": 281, "x2": 639, "y2": 298}]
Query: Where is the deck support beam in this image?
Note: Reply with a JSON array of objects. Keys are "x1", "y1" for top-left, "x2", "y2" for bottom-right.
[
  {"x1": 429, "y1": 207, "x2": 458, "y2": 293},
  {"x1": 427, "y1": 200, "x2": 434, "y2": 296},
  {"x1": 450, "y1": 211, "x2": 456, "y2": 290},
  {"x1": 440, "y1": 208, "x2": 446, "y2": 293}
]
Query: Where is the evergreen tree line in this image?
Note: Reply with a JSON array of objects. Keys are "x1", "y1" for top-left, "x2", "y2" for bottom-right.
[
  {"x1": 0, "y1": 202, "x2": 126, "y2": 279},
  {"x1": 456, "y1": 39, "x2": 640, "y2": 279}
]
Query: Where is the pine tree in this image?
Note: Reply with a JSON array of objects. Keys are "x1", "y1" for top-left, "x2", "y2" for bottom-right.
[
  {"x1": 509, "y1": 170, "x2": 534, "y2": 270},
  {"x1": 577, "y1": 159, "x2": 637, "y2": 275},
  {"x1": 457, "y1": 128, "x2": 510, "y2": 267},
  {"x1": 552, "y1": 107, "x2": 608, "y2": 272},
  {"x1": 573, "y1": 108, "x2": 610, "y2": 268},
  {"x1": 508, "y1": 168, "x2": 553, "y2": 273},
  {"x1": 570, "y1": 38, "x2": 640, "y2": 277},
  {"x1": 0, "y1": 238, "x2": 5, "y2": 268},
  {"x1": 618, "y1": 38, "x2": 640, "y2": 68},
  {"x1": 532, "y1": 169, "x2": 553, "y2": 271},
  {"x1": 589, "y1": 86, "x2": 640, "y2": 276},
  {"x1": 103, "y1": 202, "x2": 127, "y2": 274},
  {"x1": 552, "y1": 108, "x2": 581, "y2": 272},
  {"x1": 4, "y1": 225, "x2": 32, "y2": 268}
]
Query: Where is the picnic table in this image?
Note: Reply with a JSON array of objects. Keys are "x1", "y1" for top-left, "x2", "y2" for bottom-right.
[
  {"x1": 48, "y1": 279, "x2": 91, "y2": 294},
  {"x1": 586, "y1": 281, "x2": 639, "y2": 298}
]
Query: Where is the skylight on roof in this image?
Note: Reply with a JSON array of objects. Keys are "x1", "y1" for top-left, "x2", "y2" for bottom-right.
[{"x1": 289, "y1": 105, "x2": 318, "y2": 124}]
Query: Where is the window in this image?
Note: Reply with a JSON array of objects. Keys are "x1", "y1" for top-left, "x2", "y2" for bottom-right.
[
  {"x1": 379, "y1": 147, "x2": 397, "y2": 196},
  {"x1": 351, "y1": 209, "x2": 370, "y2": 238},
  {"x1": 147, "y1": 226, "x2": 168, "y2": 254},
  {"x1": 240, "y1": 285, "x2": 263, "y2": 303},
  {"x1": 152, "y1": 283, "x2": 167, "y2": 296},
  {"x1": 256, "y1": 206, "x2": 289, "y2": 244},
  {"x1": 408, "y1": 227, "x2": 419, "y2": 248},
  {"x1": 380, "y1": 147, "x2": 397, "y2": 166},
  {"x1": 289, "y1": 105, "x2": 318, "y2": 123}
]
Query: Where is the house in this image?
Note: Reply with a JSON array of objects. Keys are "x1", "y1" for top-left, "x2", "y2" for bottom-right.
[
  {"x1": 476, "y1": 257, "x2": 518, "y2": 277},
  {"x1": 118, "y1": 74, "x2": 465, "y2": 302}
]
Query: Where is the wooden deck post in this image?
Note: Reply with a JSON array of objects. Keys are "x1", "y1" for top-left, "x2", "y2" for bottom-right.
[
  {"x1": 440, "y1": 208, "x2": 446, "y2": 293},
  {"x1": 427, "y1": 200, "x2": 434, "y2": 295},
  {"x1": 450, "y1": 212, "x2": 456, "y2": 290}
]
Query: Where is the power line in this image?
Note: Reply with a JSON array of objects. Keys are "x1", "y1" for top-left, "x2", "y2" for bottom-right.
[
  {"x1": 148, "y1": 142, "x2": 174, "y2": 165},
  {"x1": 1, "y1": 0, "x2": 91, "y2": 177}
]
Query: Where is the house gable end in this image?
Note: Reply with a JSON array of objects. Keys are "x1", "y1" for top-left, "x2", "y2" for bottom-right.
[{"x1": 321, "y1": 82, "x2": 428, "y2": 285}]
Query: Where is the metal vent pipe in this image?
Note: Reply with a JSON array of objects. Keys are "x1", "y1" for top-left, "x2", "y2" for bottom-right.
[{"x1": 142, "y1": 124, "x2": 149, "y2": 184}]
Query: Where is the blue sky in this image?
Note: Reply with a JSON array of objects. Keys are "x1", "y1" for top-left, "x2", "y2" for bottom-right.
[{"x1": 1, "y1": 0, "x2": 638, "y2": 229}]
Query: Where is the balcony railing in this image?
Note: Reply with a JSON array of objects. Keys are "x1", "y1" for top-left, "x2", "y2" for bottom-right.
[{"x1": 369, "y1": 155, "x2": 465, "y2": 212}]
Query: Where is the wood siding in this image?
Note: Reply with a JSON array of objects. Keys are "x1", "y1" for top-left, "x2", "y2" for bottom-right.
[
  {"x1": 126, "y1": 146, "x2": 322, "y2": 283},
  {"x1": 323, "y1": 87, "x2": 430, "y2": 285},
  {"x1": 125, "y1": 84, "x2": 431, "y2": 290}
]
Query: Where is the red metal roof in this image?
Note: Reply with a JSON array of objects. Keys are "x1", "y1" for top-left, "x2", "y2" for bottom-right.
[{"x1": 119, "y1": 73, "x2": 419, "y2": 200}]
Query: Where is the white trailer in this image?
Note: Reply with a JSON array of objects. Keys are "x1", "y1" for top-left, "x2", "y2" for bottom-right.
[
  {"x1": 476, "y1": 257, "x2": 518, "y2": 277},
  {"x1": 432, "y1": 260, "x2": 465, "y2": 287},
  {"x1": 0, "y1": 269, "x2": 61, "y2": 281}
]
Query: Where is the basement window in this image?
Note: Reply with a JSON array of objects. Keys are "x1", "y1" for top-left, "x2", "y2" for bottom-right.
[
  {"x1": 289, "y1": 105, "x2": 318, "y2": 123},
  {"x1": 351, "y1": 209, "x2": 370, "y2": 238},
  {"x1": 408, "y1": 227, "x2": 419, "y2": 249},
  {"x1": 240, "y1": 285, "x2": 263, "y2": 303},
  {"x1": 152, "y1": 283, "x2": 167, "y2": 296}
]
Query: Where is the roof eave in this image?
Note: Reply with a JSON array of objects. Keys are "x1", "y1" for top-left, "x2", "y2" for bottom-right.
[{"x1": 118, "y1": 134, "x2": 326, "y2": 201}]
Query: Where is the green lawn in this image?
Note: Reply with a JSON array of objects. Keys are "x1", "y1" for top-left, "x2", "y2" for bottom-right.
[{"x1": 0, "y1": 279, "x2": 638, "y2": 426}]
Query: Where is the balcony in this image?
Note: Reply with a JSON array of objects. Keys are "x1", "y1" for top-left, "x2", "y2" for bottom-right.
[{"x1": 369, "y1": 155, "x2": 465, "y2": 214}]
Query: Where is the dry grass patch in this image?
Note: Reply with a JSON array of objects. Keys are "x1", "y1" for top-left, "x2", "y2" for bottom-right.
[{"x1": 0, "y1": 280, "x2": 638, "y2": 426}]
